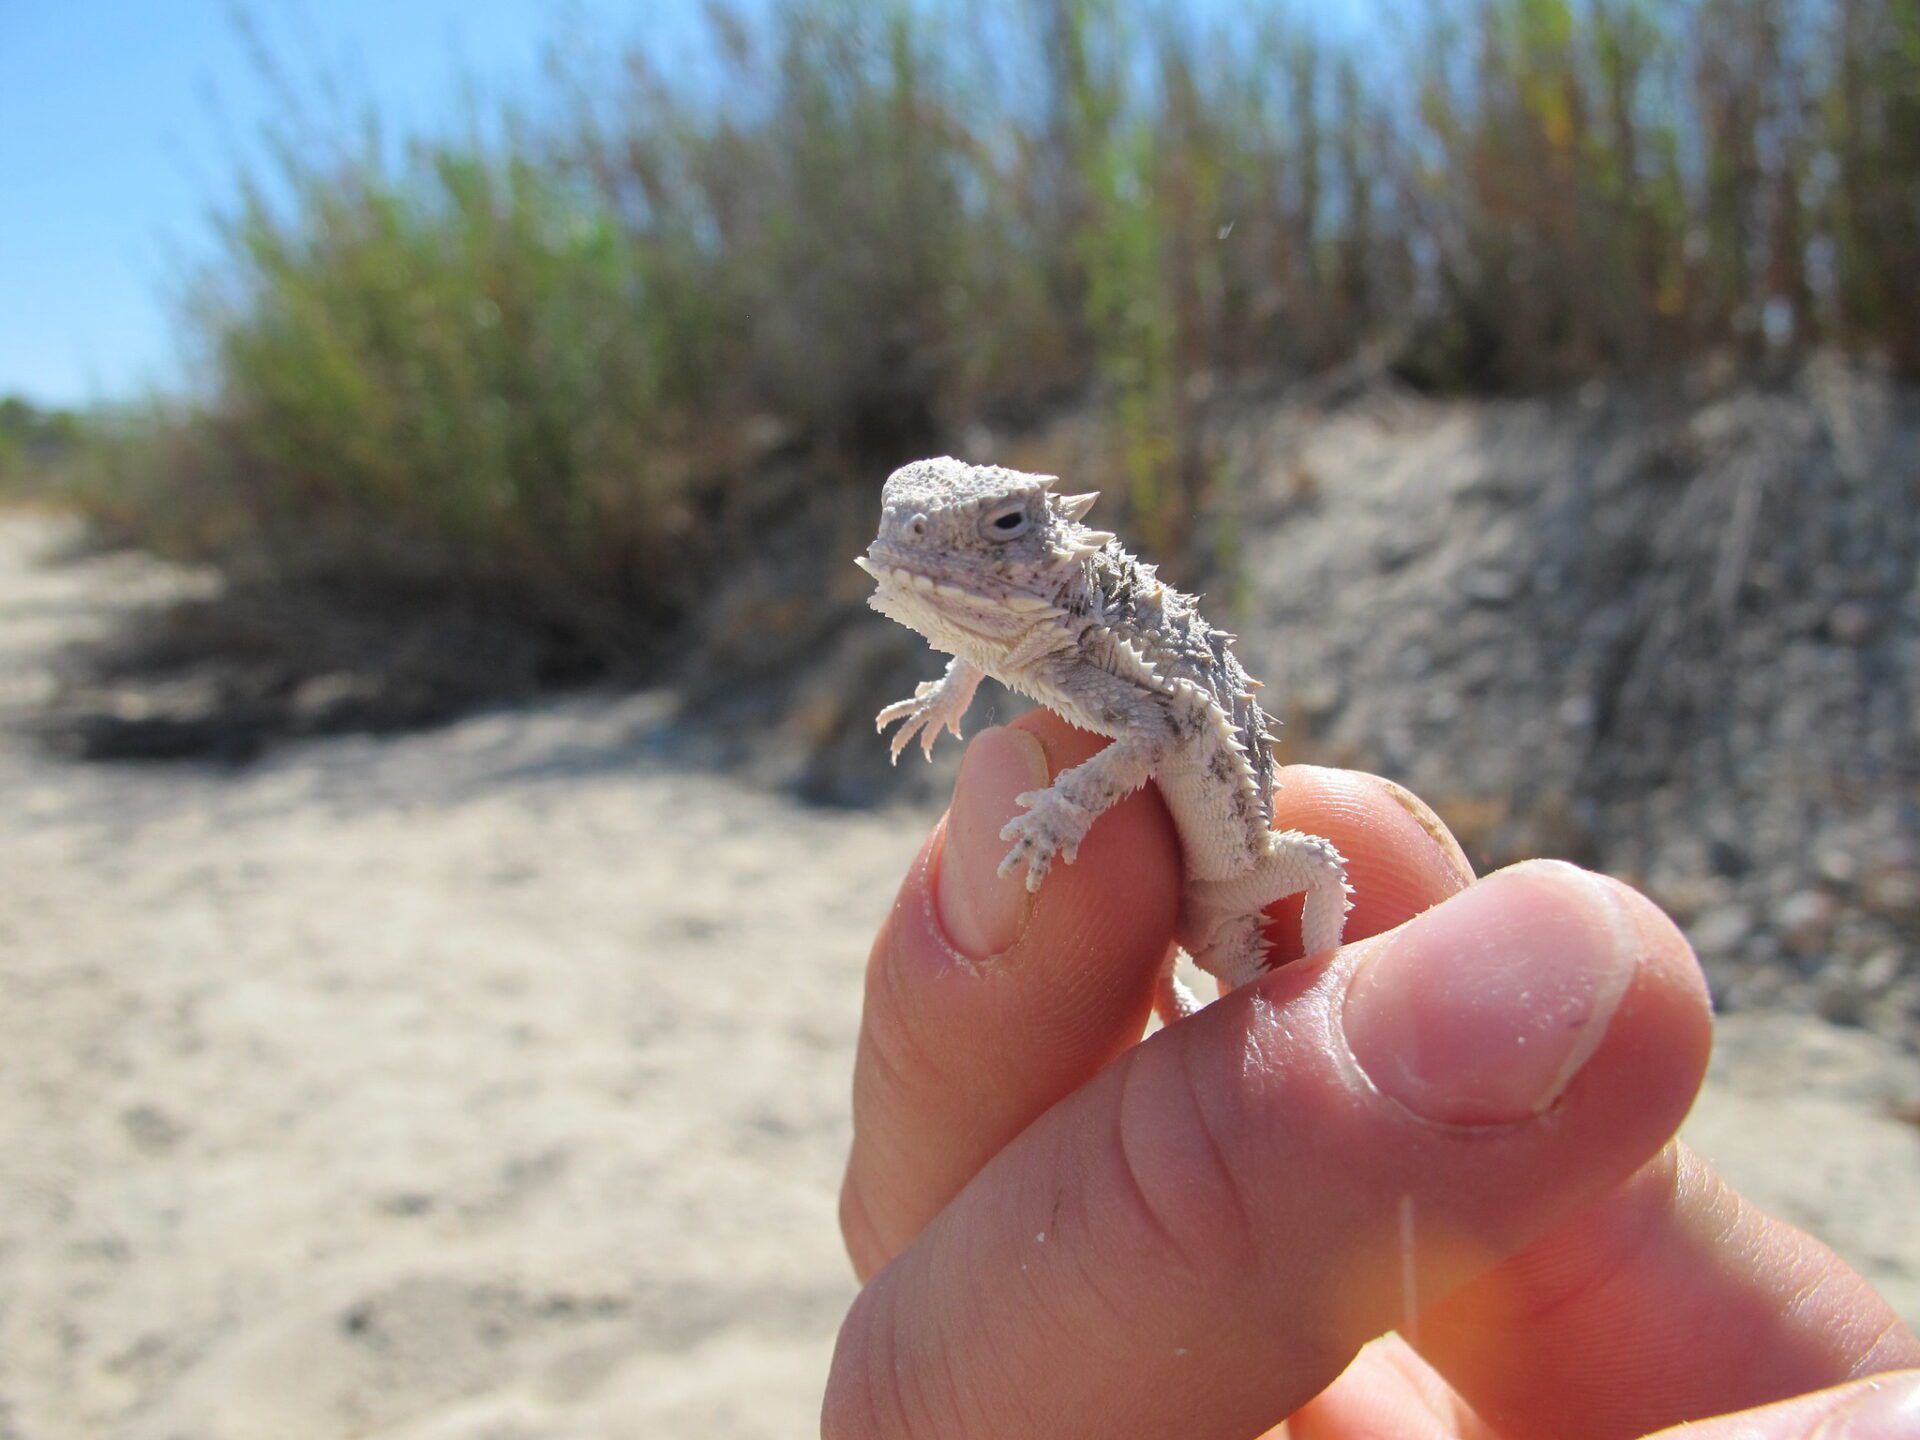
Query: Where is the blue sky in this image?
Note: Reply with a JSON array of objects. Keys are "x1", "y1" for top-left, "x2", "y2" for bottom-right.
[
  {"x1": 1, "y1": 1, "x2": 1366, "y2": 409},
  {"x1": 0, "y1": 1, "x2": 661, "y2": 406}
]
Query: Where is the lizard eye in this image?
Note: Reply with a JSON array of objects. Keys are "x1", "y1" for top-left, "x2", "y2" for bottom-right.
[{"x1": 982, "y1": 505, "x2": 1031, "y2": 541}]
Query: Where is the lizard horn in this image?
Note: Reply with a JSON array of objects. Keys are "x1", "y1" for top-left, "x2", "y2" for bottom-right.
[{"x1": 1056, "y1": 491, "x2": 1100, "y2": 521}]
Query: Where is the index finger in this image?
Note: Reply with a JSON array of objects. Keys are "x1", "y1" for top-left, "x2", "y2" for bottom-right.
[
  {"x1": 840, "y1": 713, "x2": 1183, "y2": 1279},
  {"x1": 841, "y1": 721, "x2": 1476, "y2": 1279}
]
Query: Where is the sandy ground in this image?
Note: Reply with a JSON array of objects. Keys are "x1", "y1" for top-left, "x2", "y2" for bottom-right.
[{"x1": 2, "y1": 512, "x2": 1917, "y2": 1438}]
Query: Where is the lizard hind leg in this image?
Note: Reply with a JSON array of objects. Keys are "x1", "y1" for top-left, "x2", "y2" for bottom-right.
[
  {"x1": 1154, "y1": 953, "x2": 1204, "y2": 1025},
  {"x1": 1188, "y1": 915, "x2": 1273, "y2": 993},
  {"x1": 1180, "y1": 829, "x2": 1353, "y2": 995}
]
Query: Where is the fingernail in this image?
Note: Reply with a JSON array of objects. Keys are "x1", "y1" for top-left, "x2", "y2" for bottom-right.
[
  {"x1": 1370, "y1": 771, "x2": 1476, "y2": 883},
  {"x1": 1343, "y1": 861, "x2": 1639, "y2": 1125},
  {"x1": 1823, "y1": 1374, "x2": 1920, "y2": 1439},
  {"x1": 937, "y1": 726, "x2": 1051, "y2": 958}
]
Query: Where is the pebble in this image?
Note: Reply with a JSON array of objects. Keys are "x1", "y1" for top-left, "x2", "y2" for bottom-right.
[
  {"x1": 1690, "y1": 904, "x2": 1756, "y2": 954},
  {"x1": 1816, "y1": 847, "x2": 1860, "y2": 886},
  {"x1": 1826, "y1": 600, "x2": 1879, "y2": 646},
  {"x1": 1774, "y1": 890, "x2": 1836, "y2": 954},
  {"x1": 1461, "y1": 568, "x2": 1522, "y2": 605},
  {"x1": 1864, "y1": 868, "x2": 1920, "y2": 921}
]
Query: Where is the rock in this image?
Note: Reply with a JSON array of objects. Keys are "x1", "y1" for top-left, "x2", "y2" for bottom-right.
[
  {"x1": 1461, "y1": 567, "x2": 1523, "y2": 606},
  {"x1": 1826, "y1": 600, "x2": 1879, "y2": 646},
  {"x1": 1373, "y1": 532, "x2": 1423, "y2": 571},
  {"x1": 1690, "y1": 904, "x2": 1755, "y2": 955},
  {"x1": 1557, "y1": 693, "x2": 1597, "y2": 729},
  {"x1": 1816, "y1": 847, "x2": 1860, "y2": 886},
  {"x1": 1817, "y1": 975, "x2": 1869, "y2": 1025},
  {"x1": 1858, "y1": 949, "x2": 1905, "y2": 992},
  {"x1": 1708, "y1": 837, "x2": 1754, "y2": 879},
  {"x1": 1295, "y1": 677, "x2": 1344, "y2": 721},
  {"x1": 1864, "y1": 867, "x2": 1920, "y2": 922},
  {"x1": 1774, "y1": 890, "x2": 1837, "y2": 954}
]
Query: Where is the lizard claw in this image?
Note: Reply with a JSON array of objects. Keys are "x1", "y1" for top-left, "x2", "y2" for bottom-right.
[
  {"x1": 874, "y1": 696, "x2": 923, "y2": 732},
  {"x1": 996, "y1": 787, "x2": 1090, "y2": 892},
  {"x1": 875, "y1": 679, "x2": 968, "y2": 764},
  {"x1": 995, "y1": 826, "x2": 1052, "y2": 892}
]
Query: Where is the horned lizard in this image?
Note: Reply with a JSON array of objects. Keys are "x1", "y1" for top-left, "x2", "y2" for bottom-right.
[{"x1": 858, "y1": 456, "x2": 1351, "y2": 1018}]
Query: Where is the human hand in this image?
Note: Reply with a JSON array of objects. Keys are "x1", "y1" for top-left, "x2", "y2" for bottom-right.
[{"x1": 826, "y1": 711, "x2": 1920, "y2": 1438}]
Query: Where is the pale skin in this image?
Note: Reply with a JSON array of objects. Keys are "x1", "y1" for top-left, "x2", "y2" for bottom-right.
[{"x1": 826, "y1": 710, "x2": 1920, "y2": 1439}]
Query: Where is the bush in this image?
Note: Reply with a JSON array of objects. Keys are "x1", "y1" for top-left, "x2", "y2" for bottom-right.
[
  {"x1": 55, "y1": 0, "x2": 1920, "y2": 673},
  {"x1": 0, "y1": 396, "x2": 85, "y2": 496}
]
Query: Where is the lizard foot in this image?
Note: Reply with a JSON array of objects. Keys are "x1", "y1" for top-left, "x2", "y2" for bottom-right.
[
  {"x1": 1155, "y1": 954, "x2": 1204, "y2": 1023},
  {"x1": 1190, "y1": 915, "x2": 1272, "y2": 992},
  {"x1": 875, "y1": 680, "x2": 970, "y2": 764},
  {"x1": 996, "y1": 786, "x2": 1094, "y2": 893},
  {"x1": 1181, "y1": 830, "x2": 1352, "y2": 994}
]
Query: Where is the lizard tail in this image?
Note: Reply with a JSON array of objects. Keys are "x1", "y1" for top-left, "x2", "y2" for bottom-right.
[
  {"x1": 1155, "y1": 952, "x2": 1204, "y2": 1024},
  {"x1": 1300, "y1": 871, "x2": 1354, "y2": 956}
]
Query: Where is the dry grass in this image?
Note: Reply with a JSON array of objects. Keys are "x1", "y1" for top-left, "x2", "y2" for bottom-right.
[{"x1": 30, "y1": 0, "x2": 1920, "y2": 686}]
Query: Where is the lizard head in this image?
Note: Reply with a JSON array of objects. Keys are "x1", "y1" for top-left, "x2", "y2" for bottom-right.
[{"x1": 856, "y1": 457, "x2": 1111, "y2": 650}]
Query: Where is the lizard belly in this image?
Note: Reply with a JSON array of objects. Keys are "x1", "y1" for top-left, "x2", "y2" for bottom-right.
[
  {"x1": 1156, "y1": 748, "x2": 1267, "y2": 882},
  {"x1": 1014, "y1": 675, "x2": 1123, "y2": 740}
]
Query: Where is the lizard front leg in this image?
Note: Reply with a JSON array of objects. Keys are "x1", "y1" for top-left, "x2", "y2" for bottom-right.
[
  {"x1": 996, "y1": 733, "x2": 1169, "y2": 892},
  {"x1": 875, "y1": 657, "x2": 985, "y2": 763}
]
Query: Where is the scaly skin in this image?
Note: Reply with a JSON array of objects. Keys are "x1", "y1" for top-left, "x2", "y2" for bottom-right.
[{"x1": 858, "y1": 457, "x2": 1351, "y2": 1018}]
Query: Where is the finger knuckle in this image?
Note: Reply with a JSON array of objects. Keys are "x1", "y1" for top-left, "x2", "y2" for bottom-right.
[
  {"x1": 860, "y1": 939, "x2": 951, "y2": 1105},
  {"x1": 838, "y1": 1170, "x2": 892, "y2": 1282},
  {"x1": 1102, "y1": 1037, "x2": 1266, "y2": 1299},
  {"x1": 822, "y1": 1279, "x2": 963, "y2": 1440}
]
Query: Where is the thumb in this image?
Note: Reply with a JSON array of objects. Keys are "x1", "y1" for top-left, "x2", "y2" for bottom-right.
[
  {"x1": 826, "y1": 862, "x2": 1713, "y2": 1440},
  {"x1": 1638, "y1": 1371, "x2": 1920, "y2": 1439}
]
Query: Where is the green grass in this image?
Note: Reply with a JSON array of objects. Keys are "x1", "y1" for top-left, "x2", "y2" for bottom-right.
[
  {"x1": 0, "y1": 396, "x2": 86, "y2": 500},
  {"x1": 43, "y1": 0, "x2": 1920, "y2": 665}
]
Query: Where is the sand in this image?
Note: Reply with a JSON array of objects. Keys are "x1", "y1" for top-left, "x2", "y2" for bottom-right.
[{"x1": 2, "y1": 512, "x2": 1916, "y2": 1437}]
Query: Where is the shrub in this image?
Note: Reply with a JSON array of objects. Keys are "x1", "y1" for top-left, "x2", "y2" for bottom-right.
[{"x1": 52, "y1": 0, "x2": 1920, "y2": 675}]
